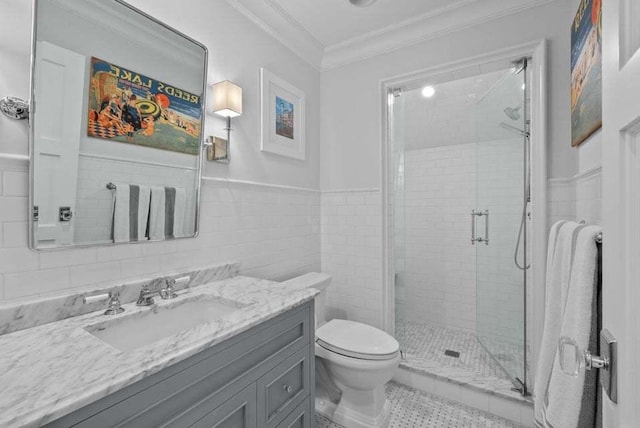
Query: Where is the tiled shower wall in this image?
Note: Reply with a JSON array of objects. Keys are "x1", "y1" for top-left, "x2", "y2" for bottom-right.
[
  {"x1": 320, "y1": 190, "x2": 383, "y2": 329},
  {"x1": 403, "y1": 140, "x2": 525, "y2": 343},
  {"x1": 0, "y1": 158, "x2": 320, "y2": 301},
  {"x1": 403, "y1": 144, "x2": 477, "y2": 332}
]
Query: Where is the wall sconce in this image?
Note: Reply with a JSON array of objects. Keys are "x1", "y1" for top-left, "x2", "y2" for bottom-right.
[{"x1": 208, "y1": 80, "x2": 242, "y2": 162}]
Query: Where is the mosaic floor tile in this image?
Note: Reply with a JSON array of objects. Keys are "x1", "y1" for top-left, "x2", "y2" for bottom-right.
[
  {"x1": 399, "y1": 322, "x2": 528, "y2": 401},
  {"x1": 315, "y1": 381, "x2": 525, "y2": 428}
]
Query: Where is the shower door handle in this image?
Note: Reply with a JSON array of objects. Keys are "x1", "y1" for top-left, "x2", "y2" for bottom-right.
[
  {"x1": 471, "y1": 210, "x2": 476, "y2": 244},
  {"x1": 471, "y1": 210, "x2": 489, "y2": 245},
  {"x1": 483, "y1": 210, "x2": 489, "y2": 245}
]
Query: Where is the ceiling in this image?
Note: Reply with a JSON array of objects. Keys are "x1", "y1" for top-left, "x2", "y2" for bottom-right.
[{"x1": 268, "y1": 0, "x2": 473, "y2": 47}]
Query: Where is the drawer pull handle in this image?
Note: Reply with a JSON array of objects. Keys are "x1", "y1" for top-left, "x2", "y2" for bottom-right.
[{"x1": 283, "y1": 385, "x2": 293, "y2": 393}]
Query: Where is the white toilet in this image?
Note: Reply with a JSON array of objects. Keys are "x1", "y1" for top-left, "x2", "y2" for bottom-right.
[{"x1": 281, "y1": 272, "x2": 400, "y2": 428}]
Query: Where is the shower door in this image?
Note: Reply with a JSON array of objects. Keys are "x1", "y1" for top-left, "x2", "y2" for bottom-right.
[
  {"x1": 390, "y1": 88, "x2": 407, "y2": 351},
  {"x1": 474, "y1": 66, "x2": 528, "y2": 391}
]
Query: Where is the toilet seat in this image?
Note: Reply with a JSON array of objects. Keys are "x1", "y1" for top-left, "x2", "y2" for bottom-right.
[{"x1": 315, "y1": 319, "x2": 399, "y2": 361}]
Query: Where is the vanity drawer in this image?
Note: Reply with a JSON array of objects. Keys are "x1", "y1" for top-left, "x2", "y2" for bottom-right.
[
  {"x1": 45, "y1": 303, "x2": 311, "y2": 428},
  {"x1": 257, "y1": 347, "x2": 310, "y2": 428}
]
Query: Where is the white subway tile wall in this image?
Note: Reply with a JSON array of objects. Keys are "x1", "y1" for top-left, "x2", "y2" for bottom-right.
[
  {"x1": 475, "y1": 139, "x2": 526, "y2": 348},
  {"x1": 575, "y1": 172, "x2": 602, "y2": 225},
  {"x1": 0, "y1": 160, "x2": 320, "y2": 301},
  {"x1": 403, "y1": 143, "x2": 477, "y2": 332},
  {"x1": 547, "y1": 180, "x2": 577, "y2": 227},
  {"x1": 321, "y1": 190, "x2": 383, "y2": 329},
  {"x1": 402, "y1": 140, "x2": 525, "y2": 347},
  {"x1": 548, "y1": 169, "x2": 602, "y2": 227},
  {"x1": 74, "y1": 156, "x2": 198, "y2": 244}
]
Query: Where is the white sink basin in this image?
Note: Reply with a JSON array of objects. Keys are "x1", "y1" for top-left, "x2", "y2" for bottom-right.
[{"x1": 84, "y1": 296, "x2": 245, "y2": 351}]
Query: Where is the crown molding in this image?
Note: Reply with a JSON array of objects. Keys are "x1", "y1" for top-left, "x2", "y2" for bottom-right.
[
  {"x1": 321, "y1": 0, "x2": 559, "y2": 70},
  {"x1": 227, "y1": 0, "x2": 558, "y2": 72},
  {"x1": 225, "y1": 0, "x2": 324, "y2": 71}
]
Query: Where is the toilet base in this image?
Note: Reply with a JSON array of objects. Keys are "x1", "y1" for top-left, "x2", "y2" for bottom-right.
[{"x1": 315, "y1": 384, "x2": 391, "y2": 428}]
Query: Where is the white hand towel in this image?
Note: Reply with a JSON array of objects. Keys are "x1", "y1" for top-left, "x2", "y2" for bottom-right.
[
  {"x1": 136, "y1": 185, "x2": 151, "y2": 241},
  {"x1": 543, "y1": 225, "x2": 600, "y2": 428},
  {"x1": 112, "y1": 182, "x2": 130, "y2": 243},
  {"x1": 173, "y1": 187, "x2": 186, "y2": 238},
  {"x1": 534, "y1": 220, "x2": 581, "y2": 426},
  {"x1": 149, "y1": 185, "x2": 166, "y2": 240}
]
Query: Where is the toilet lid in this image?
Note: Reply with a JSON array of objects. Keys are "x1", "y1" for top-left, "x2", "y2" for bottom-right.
[{"x1": 315, "y1": 319, "x2": 399, "y2": 360}]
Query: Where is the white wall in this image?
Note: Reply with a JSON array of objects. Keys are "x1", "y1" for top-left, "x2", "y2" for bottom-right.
[
  {"x1": 321, "y1": 190, "x2": 382, "y2": 328},
  {"x1": 403, "y1": 144, "x2": 477, "y2": 332},
  {"x1": 320, "y1": 0, "x2": 577, "y2": 192},
  {"x1": 319, "y1": 0, "x2": 578, "y2": 328},
  {"x1": 0, "y1": 0, "x2": 321, "y2": 302}
]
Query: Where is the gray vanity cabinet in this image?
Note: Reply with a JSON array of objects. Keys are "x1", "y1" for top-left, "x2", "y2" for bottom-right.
[{"x1": 45, "y1": 302, "x2": 314, "y2": 428}]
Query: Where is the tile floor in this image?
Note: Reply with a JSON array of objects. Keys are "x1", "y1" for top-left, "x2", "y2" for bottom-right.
[
  {"x1": 399, "y1": 322, "x2": 527, "y2": 400},
  {"x1": 315, "y1": 382, "x2": 525, "y2": 428}
]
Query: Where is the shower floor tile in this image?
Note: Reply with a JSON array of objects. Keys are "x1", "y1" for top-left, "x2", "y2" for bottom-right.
[
  {"x1": 399, "y1": 322, "x2": 527, "y2": 401},
  {"x1": 315, "y1": 381, "x2": 525, "y2": 428}
]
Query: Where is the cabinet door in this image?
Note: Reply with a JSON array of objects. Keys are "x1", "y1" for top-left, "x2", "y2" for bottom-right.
[
  {"x1": 190, "y1": 384, "x2": 257, "y2": 428},
  {"x1": 276, "y1": 400, "x2": 311, "y2": 428},
  {"x1": 257, "y1": 348, "x2": 310, "y2": 428}
]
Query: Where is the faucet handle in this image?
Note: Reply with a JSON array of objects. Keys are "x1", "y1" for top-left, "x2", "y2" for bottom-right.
[
  {"x1": 104, "y1": 291, "x2": 125, "y2": 315},
  {"x1": 161, "y1": 278, "x2": 178, "y2": 300}
]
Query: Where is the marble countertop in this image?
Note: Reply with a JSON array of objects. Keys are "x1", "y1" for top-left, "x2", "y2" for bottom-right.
[{"x1": 0, "y1": 275, "x2": 318, "y2": 428}]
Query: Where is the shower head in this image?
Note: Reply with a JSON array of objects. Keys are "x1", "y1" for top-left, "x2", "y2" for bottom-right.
[
  {"x1": 499, "y1": 122, "x2": 529, "y2": 137},
  {"x1": 504, "y1": 106, "x2": 521, "y2": 121}
]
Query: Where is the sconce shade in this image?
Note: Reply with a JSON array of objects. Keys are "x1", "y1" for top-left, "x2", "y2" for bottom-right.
[{"x1": 212, "y1": 80, "x2": 242, "y2": 118}]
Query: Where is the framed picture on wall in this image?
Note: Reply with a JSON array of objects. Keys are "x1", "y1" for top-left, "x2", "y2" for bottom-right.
[
  {"x1": 570, "y1": 0, "x2": 602, "y2": 147},
  {"x1": 260, "y1": 68, "x2": 306, "y2": 160},
  {"x1": 87, "y1": 57, "x2": 202, "y2": 155}
]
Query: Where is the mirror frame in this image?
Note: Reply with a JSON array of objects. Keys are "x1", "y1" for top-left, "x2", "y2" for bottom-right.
[{"x1": 27, "y1": 0, "x2": 208, "y2": 250}]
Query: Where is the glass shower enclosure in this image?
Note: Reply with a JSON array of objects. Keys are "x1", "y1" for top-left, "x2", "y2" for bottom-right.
[
  {"x1": 391, "y1": 62, "x2": 530, "y2": 394},
  {"x1": 475, "y1": 63, "x2": 529, "y2": 392}
]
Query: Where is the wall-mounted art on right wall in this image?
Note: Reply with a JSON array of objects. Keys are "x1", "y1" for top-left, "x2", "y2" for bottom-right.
[{"x1": 570, "y1": 0, "x2": 602, "y2": 147}]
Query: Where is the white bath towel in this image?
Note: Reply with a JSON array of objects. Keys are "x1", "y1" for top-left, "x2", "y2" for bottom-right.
[
  {"x1": 534, "y1": 220, "x2": 581, "y2": 426},
  {"x1": 173, "y1": 187, "x2": 186, "y2": 238},
  {"x1": 112, "y1": 182, "x2": 130, "y2": 243},
  {"x1": 149, "y1": 185, "x2": 166, "y2": 240},
  {"x1": 543, "y1": 225, "x2": 600, "y2": 428},
  {"x1": 111, "y1": 183, "x2": 151, "y2": 243}
]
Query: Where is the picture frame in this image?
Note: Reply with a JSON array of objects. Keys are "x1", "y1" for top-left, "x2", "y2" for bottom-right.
[
  {"x1": 570, "y1": 0, "x2": 602, "y2": 147},
  {"x1": 88, "y1": 57, "x2": 202, "y2": 155},
  {"x1": 260, "y1": 68, "x2": 306, "y2": 160}
]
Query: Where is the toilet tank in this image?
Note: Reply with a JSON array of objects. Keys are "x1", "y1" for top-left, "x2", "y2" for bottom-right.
[{"x1": 280, "y1": 272, "x2": 331, "y2": 328}]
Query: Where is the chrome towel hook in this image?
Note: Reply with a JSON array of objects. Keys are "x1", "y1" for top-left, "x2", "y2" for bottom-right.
[{"x1": 0, "y1": 96, "x2": 29, "y2": 120}]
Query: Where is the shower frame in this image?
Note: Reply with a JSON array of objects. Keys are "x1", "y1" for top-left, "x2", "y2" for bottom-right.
[{"x1": 379, "y1": 40, "x2": 548, "y2": 393}]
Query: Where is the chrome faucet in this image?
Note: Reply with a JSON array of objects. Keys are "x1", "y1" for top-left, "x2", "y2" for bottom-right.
[
  {"x1": 136, "y1": 279, "x2": 178, "y2": 306},
  {"x1": 136, "y1": 284, "x2": 161, "y2": 306}
]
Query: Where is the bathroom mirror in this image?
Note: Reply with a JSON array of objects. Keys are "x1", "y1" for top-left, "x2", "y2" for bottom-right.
[{"x1": 28, "y1": 0, "x2": 207, "y2": 249}]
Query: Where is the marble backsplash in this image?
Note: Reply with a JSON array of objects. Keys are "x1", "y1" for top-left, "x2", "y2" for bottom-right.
[{"x1": 0, "y1": 261, "x2": 239, "y2": 336}]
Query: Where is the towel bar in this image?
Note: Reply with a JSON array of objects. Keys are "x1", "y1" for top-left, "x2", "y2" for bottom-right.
[{"x1": 106, "y1": 183, "x2": 116, "y2": 190}]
